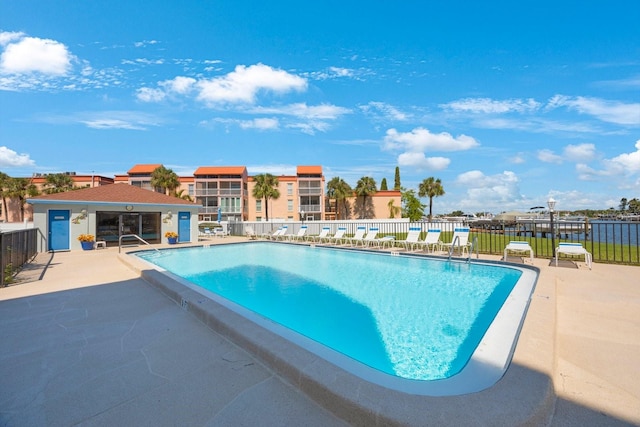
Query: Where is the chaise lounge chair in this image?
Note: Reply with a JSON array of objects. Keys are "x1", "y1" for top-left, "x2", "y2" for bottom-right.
[
  {"x1": 398, "y1": 227, "x2": 422, "y2": 251},
  {"x1": 419, "y1": 229, "x2": 442, "y2": 253},
  {"x1": 440, "y1": 227, "x2": 471, "y2": 255},
  {"x1": 504, "y1": 241, "x2": 534, "y2": 263},
  {"x1": 343, "y1": 226, "x2": 367, "y2": 246},
  {"x1": 245, "y1": 226, "x2": 257, "y2": 240},
  {"x1": 288, "y1": 225, "x2": 308, "y2": 242},
  {"x1": 308, "y1": 226, "x2": 331, "y2": 242},
  {"x1": 321, "y1": 227, "x2": 347, "y2": 245},
  {"x1": 555, "y1": 242, "x2": 592, "y2": 269}
]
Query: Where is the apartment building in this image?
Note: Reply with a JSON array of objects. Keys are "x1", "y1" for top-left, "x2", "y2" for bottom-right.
[
  {"x1": 193, "y1": 166, "x2": 248, "y2": 222},
  {"x1": 3, "y1": 164, "x2": 401, "y2": 223}
]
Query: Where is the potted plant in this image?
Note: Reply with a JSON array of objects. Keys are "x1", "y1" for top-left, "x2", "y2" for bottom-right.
[
  {"x1": 164, "y1": 231, "x2": 178, "y2": 244},
  {"x1": 78, "y1": 234, "x2": 95, "y2": 250}
]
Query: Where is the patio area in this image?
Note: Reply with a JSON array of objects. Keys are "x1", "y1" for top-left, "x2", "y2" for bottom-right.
[{"x1": 0, "y1": 238, "x2": 638, "y2": 426}]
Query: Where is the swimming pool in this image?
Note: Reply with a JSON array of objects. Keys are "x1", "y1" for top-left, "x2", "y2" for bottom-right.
[{"x1": 136, "y1": 242, "x2": 537, "y2": 395}]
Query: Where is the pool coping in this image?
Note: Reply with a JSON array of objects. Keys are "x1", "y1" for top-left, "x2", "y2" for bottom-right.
[{"x1": 121, "y1": 243, "x2": 556, "y2": 426}]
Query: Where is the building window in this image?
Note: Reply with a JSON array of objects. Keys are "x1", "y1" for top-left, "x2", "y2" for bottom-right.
[
  {"x1": 287, "y1": 183, "x2": 293, "y2": 196},
  {"x1": 256, "y1": 199, "x2": 262, "y2": 212},
  {"x1": 287, "y1": 199, "x2": 293, "y2": 212}
]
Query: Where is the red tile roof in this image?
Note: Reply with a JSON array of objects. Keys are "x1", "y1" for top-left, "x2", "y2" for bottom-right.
[
  {"x1": 297, "y1": 165, "x2": 322, "y2": 175},
  {"x1": 127, "y1": 164, "x2": 162, "y2": 174},
  {"x1": 194, "y1": 166, "x2": 247, "y2": 176},
  {"x1": 28, "y1": 183, "x2": 198, "y2": 206}
]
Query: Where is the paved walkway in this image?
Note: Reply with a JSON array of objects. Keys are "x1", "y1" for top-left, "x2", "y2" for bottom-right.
[{"x1": 0, "y1": 239, "x2": 638, "y2": 426}]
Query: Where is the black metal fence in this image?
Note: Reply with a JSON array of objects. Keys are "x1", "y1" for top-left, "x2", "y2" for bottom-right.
[
  {"x1": 230, "y1": 220, "x2": 640, "y2": 266},
  {"x1": 1, "y1": 229, "x2": 38, "y2": 287}
]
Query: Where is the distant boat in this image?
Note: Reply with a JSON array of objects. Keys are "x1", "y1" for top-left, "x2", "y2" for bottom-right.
[{"x1": 618, "y1": 214, "x2": 640, "y2": 221}]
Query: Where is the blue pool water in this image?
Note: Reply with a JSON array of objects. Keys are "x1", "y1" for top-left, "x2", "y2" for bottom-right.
[{"x1": 137, "y1": 242, "x2": 527, "y2": 382}]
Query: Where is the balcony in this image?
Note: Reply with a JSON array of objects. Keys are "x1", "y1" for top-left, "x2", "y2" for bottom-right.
[
  {"x1": 198, "y1": 207, "x2": 242, "y2": 214},
  {"x1": 298, "y1": 188, "x2": 323, "y2": 196},
  {"x1": 300, "y1": 204, "x2": 322, "y2": 213},
  {"x1": 194, "y1": 189, "x2": 243, "y2": 197}
]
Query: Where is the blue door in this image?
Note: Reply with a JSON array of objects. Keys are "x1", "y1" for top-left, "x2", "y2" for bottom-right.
[
  {"x1": 178, "y1": 211, "x2": 191, "y2": 243},
  {"x1": 48, "y1": 209, "x2": 70, "y2": 251}
]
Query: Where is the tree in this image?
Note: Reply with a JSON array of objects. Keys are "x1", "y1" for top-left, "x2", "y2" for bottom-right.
[
  {"x1": 174, "y1": 189, "x2": 193, "y2": 201},
  {"x1": 387, "y1": 199, "x2": 400, "y2": 218},
  {"x1": 43, "y1": 173, "x2": 75, "y2": 194},
  {"x1": 418, "y1": 177, "x2": 445, "y2": 221},
  {"x1": 5, "y1": 177, "x2": 39, "y2": 222},
  {"x1": 401, "y1": 189, "x2": 425, "y2": 221},
  {"x1": 326, "y1": 177, "x2": 352, "y2": 220},
  {"x1": 628, "y1": 198, "x2": 640, "y2": 214},
  {"x1": 354, "y1": 176, "x2": 377, "y2": 219},
  {"x1": 619, "y1": 198, "x2": 628, "y2": 212},
  {"x1": 394, "y1": 166, "x2": 401, "y2": 190},
  {"x1": 150, "y1": 165, "x2": 180, "y2": 195},
  {"x1": 252, "y1": 173, "x2": 280, "y2": 221},
  {"x1": 380, "y1": 178, "x2": 388, "y2": 191},
  {"x1": 0, "y1": 172, "x2": 9, "y2": 221}
]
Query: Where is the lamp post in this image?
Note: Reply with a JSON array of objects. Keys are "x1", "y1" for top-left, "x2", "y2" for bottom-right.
[
  {"x1": 300, "y1": 209, "x2": 305, "y2": 225},
  {"x1": 547, "y1": 197, "x2": 557, "y2": 262}
]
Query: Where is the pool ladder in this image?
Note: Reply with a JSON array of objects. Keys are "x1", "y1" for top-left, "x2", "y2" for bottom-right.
[{"x1": 447, "y1": 236, "x2": 479, "y2": 264}]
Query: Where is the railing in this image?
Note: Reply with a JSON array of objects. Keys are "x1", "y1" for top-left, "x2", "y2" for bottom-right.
[
  {"x1": 1, "y1": 229, "x2": 38, "y2": 287},
  {"x1": 298, "y1": 188, "x2": 323, "y2": 195},
  {"x1": 118, "y1": 234, "x2": 157, "y2": 253},
  {"x1": 230, "y1": 220, "x2": 640, "y2": 265},
  {"x1": 194, "y1": 189, "x2": 243, "y2": 197}
]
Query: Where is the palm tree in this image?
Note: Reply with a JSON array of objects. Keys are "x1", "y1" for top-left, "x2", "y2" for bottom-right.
[
  {"x1": 387, "y1": 199, "x2": 400, "y2": 218},
  {"x1": 150, "y1": 165, "x2": 180, "y2": 195},
  {"x1": 418, "y1": 177, "x2": 445, "y2": 221},
  {"x1": 5, "y1": 177, "x2": 39, "y2": 222},
  {"x1": 174, "y1": 189, "x2": 193, "y2": 202},
  {"x1": 43, "y1": 173, "x2": 75, "y2": 194},
  {"x1": 326, "y1": 177, "x2": 352, "y2": 219},
  {"x1": 252, "y1": 173, "x2": 280, "y2": 221},
  {"x1": 354, "y1": 176, "x2": 377, "y2": 219}
]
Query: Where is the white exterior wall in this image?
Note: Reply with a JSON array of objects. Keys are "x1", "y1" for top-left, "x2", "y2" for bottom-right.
[{"x1": 30, "y1": 202, "x2": 200, "y2": 252}]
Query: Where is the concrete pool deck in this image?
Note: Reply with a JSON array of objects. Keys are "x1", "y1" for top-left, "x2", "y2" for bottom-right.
[{"x1": 0, "y1": 238, "x2": 638, "y2": 426}]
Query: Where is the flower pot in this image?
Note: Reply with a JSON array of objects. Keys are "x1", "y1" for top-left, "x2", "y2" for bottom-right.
[
  {"x1": 167, "y1": 237, "x2": 177, "y2": 244},
  {"x1": 81, "y1": 241, "x2": 94, "y2": 250}
]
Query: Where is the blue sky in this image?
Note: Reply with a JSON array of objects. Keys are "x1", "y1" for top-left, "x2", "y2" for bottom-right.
[{"x1": 1, "y1": 1, "x2": 639, "y2": 215}]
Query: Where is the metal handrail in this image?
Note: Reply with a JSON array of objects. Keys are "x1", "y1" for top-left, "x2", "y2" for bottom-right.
[
  {"x1": 447, "y1": 235, "x2": 460, "y2": 260},
  {"x1": 118, "y1": 234, "x2": 157, "y2": 253},
  {"x1": 467, "y1": 236, "x2": 479, "y2": 263}
]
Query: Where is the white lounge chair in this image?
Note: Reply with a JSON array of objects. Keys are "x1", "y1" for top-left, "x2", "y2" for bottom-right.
[
  {"x1": 322, "y1": 227, "x2": 347, "y2": 245},
  {"x1": 245, "y1": 226, "x2": 257, "y2": 240},
  {"x1": 555, "y1": 242, "x2": 592, "y2": 269},
  {"x1": 343, "y1": 226, "x2": 367, "y2": 246},
  {"x1": 262, "y1": 226, "x2": 284, "y2": 240},
  {"x1": 289, "y1": 225, "x2": 308, "y2": 242},
  {"x1": 274, "y1": 225, "x2": 290, "y2": 240},
  {"x1": 399, "y1": 227, "x2": 422, "y2": 251},
  {"x1": 441, "y1": 227, "x2": 470, "y2": 255},
  {"x1": 308, "y1": 226, "x2": 331, "y2": 242},
  {"x1": 504, "y1": 241, "x2": 534, "y2": 263},
  {"x1": 419, "y1": 229, "x2": 442, "y2": 253}
]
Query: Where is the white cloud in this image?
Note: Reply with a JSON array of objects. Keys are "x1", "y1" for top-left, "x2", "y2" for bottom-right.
[
  {"x1": 454, "y1": 170, "x2": 525, "y2": 211},
  {"x1": 0, "y1": 34, "x2": 72, "y2": 75},
  {"x1": 384, "y1": 127, "x2": 479, "y2": 152},
  {"x1": 547, "y1": 95, "x2": 640, "y2": 126},
  {"x1": 251, "y1": 103, "x2": 350, "y2": 120},
  {"x1": 0, "y1": 31, "x2": 25, "y2": 46},
  {"x1": 397, "y1": 152, "x2": 450, "y2": 170},
  {"x1": 606, "y1": 139, "x2": 640, "y2": 173},
  {"x1": 0, "y1": 146, "x2": 35, "y2": 167},
  {"x1": 81, "y1": 119, "x2": 147, "y2": 130},
  {"x1": 136, "y1": 87, "x2": 166, "y2": 102},
  {"x1": 360, "y1": 101, "x2": 410, "y2": 122},
  {"x1": 537, "y1": 149, "x2": 563, "y2": 164},
  {"x1": 441, "y1": 97, "x2": 541, "y2": 114},
  {"x1": 239, "y1": 118, "x2": 279, "y2": 130},
  {"x1": 196, "y1": 63, "x2": 307, "y2": 104},
  {"x1": 160, "y1": 76, "x2": 196, "y2": 94},
  {"x1": 563, "y1": 143, "x2": 596, "y2": 162}
]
